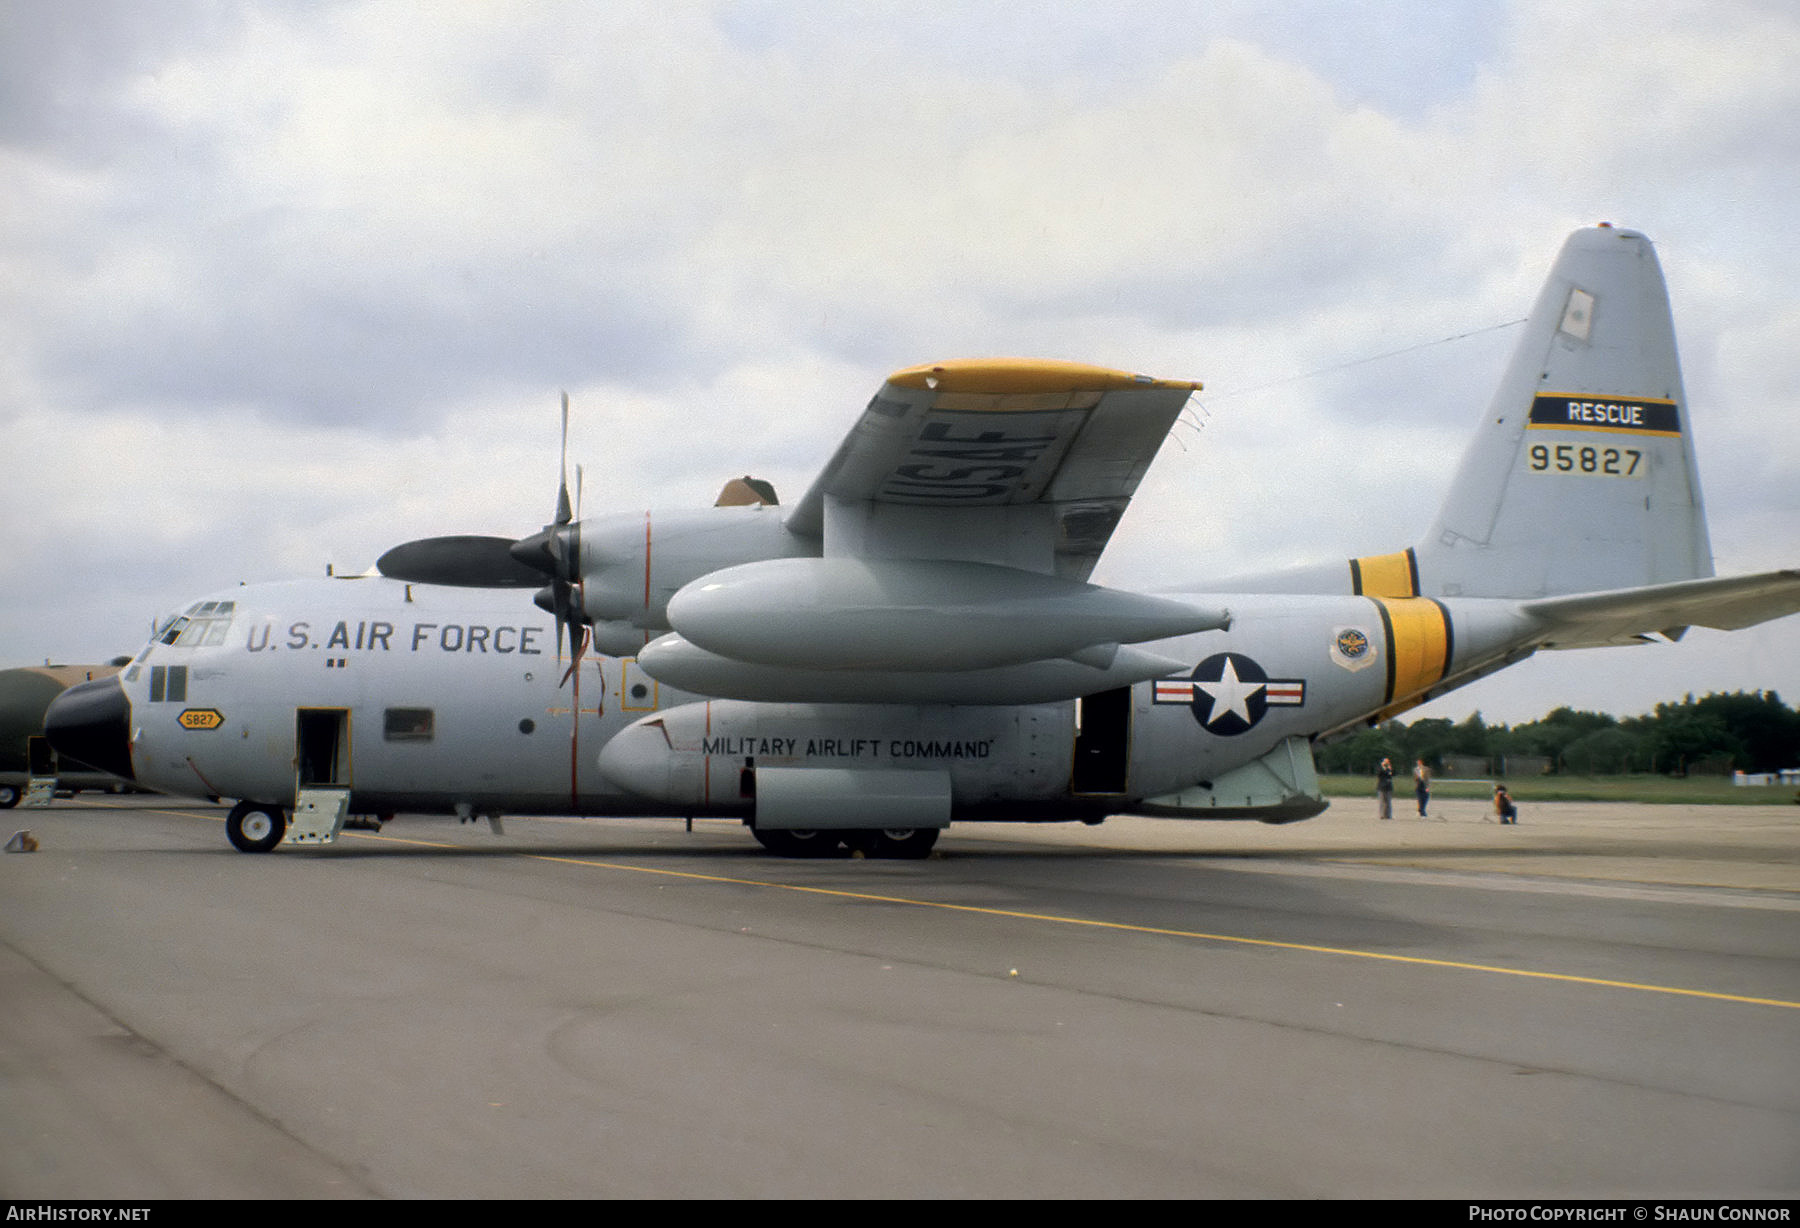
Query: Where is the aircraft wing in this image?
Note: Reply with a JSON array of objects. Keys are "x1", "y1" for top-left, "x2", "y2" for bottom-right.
[
  {"x1": 784, "y1": 358, "x2": 1201, "y2": 579},
  {"x1": 1523, "y1": 569, "x2": 1800, "y2": 648}
]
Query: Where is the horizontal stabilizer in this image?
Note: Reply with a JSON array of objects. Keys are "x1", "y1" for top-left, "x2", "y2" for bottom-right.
[{"x1": 1523, "y1": 569, "x2": 1800, "y2": 648}]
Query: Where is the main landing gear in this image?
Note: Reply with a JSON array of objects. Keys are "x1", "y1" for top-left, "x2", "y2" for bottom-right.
[
  {"x1": 749, "y1": 825, "x2": 940, "y2": 860},
  {"x1": 226, "y1": 801, "x2": 287, "y2": 853}
]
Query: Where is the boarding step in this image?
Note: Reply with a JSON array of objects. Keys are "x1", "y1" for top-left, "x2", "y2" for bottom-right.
[{"x1": 287, "y1": 787, "x2": 350, "y2": 845}]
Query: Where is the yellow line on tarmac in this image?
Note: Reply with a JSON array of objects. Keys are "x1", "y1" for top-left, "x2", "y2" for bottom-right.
[
  {"x1": 114, "y1": 807, "x2": 1790, "y2": 1011},
  {"x1": 326, "y1": 824, "x2": 1800, "y2": 1012}
]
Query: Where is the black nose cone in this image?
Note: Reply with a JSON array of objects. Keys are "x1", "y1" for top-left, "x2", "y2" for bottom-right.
[{"x1": 45, "y1": 677, "x2": 135, "y2": 781}]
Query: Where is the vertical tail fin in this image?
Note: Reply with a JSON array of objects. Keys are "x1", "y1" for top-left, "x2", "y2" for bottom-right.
[{"x1": 1414, "y1": 225, "x2": 1713, "y2": 600}]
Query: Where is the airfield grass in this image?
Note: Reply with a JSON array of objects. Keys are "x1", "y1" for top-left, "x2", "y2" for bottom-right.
[{"x1": 1319, "y1": 773, "x2": 1799, "y2": 806}]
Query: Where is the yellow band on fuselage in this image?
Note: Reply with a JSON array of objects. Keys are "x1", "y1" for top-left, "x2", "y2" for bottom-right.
[{"x1": 1372, "y1": 596, "x2": 1452, "y2": 709}]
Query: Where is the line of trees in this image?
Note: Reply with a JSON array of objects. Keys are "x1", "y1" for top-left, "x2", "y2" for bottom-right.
[{"x1": 1317, "y1": 690, "x2": 1800, "y2": 777}]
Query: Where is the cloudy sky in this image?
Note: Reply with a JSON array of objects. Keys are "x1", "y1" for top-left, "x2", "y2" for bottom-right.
[{"x1": 3, "y1": 0, "x2": 1796, "y2": 724}]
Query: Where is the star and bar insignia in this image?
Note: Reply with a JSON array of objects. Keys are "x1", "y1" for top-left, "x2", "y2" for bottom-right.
[{"x1": 1153, "y1": 652, "x2": 1305, "y2": 735}]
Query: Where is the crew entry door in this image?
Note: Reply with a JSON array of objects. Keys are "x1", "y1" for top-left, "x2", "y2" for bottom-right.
[{"x1": 291, "y1": 707, "x2": 351, "y2": 845}]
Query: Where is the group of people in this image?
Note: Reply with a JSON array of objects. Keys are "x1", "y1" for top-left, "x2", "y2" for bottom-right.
[{"x1": 1374, "y1": 757, "x2": 1517, "y2": 824}]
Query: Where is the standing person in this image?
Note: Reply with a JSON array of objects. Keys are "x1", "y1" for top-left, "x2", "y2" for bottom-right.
[
  {"x1": 1376, "y1": 757, "x2": 1394, "y2": 820},
  {"x1": 1414, "y1": 758, "x2": 1432, "y2": 817},
  {"x1": 1494, "y1": 784, "x2": 1518, "y2": 825}
]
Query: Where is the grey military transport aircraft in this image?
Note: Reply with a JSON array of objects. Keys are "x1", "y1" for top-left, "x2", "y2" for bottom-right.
[{"x1": 46, "y1": 225, "x2": 1800, "y2": 857}]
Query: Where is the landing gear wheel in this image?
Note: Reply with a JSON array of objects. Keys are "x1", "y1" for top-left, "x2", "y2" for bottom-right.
[
  {"x1": 0, "y1": 784, "x2": 19, "y2": 809},
  {"x1": 849, "y1": 828, "x2": 940, "y2": 859},
  {"x1": 750, "y1": 827, "x2": 843, "y2": 857},
  {"x1": 226, "y1": 802, "x2": 286, "y2": 853}
]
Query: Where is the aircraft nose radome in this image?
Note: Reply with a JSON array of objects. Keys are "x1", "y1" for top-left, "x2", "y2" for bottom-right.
[{"x1": 44, "y1": 677, "x2": 134, "y2": 781}]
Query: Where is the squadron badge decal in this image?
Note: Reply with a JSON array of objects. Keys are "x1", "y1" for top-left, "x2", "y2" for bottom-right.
[
  {"x1": 1330, "y1": 625, "x2": 1378, "y2": 672},
  {"x1": 1153, "y1": 652, "x2": 1305, "y2": 735}
]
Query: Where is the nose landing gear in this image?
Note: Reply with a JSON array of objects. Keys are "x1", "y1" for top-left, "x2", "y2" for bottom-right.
[{"x1": 225, "y1": 801, "x2": 287, "y2": 853}]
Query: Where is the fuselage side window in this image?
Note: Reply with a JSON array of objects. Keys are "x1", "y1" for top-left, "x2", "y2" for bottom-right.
[
  {"x1": 147, "y1": 664, "x2": 189, "y2": 703},
  {"x1": 384, "y1": 707, "x2": 435, "y2": 742}
]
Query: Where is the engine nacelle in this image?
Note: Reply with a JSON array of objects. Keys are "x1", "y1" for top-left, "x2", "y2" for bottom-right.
[
  {"x1": 578, "y1": 505, "x2": 815, "y2": 630},
  {"x1": 587, "y1": 619, "x2": 655, "y2": 658}
]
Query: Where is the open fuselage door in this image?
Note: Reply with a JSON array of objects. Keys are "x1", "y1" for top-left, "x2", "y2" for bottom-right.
[
  {"x1": 1072, "y1": 687, "x2": 1132, "y2": 796},
  {"x1": 22, "y1": 734, "x2": 58, "y2": 807},
  {"x1": 290, "y1": 707, "x2": 351, "y2": 845}
]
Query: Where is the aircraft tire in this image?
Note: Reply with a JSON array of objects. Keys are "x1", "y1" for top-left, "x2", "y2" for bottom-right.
[
  {"x1": 750, "y1": 827, "x2": 843, "y2": 857},
  {"x1": 851, "y1": 828, "x2": 939, "y2": 859},
  {"x1": 226, "y1": 802, "x2": 286, "y2": 853},
  {"x1": 0, "y1": 784, "x2": 19, "y2": 809}
]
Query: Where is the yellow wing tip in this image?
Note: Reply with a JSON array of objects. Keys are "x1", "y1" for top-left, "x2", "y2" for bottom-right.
[{"x1": 888, "y1": 358, "x2": 1201, "y2": 395}]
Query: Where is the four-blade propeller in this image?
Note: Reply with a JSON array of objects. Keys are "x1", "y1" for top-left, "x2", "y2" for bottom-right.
[{"x1": 375, "y1": 391, "x2": 589, "y2": 670}]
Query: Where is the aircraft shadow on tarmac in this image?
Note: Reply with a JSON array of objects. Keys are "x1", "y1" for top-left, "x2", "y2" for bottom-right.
[{"x1": 54, "y1": 798, "x2": 1772, "y2": 880}]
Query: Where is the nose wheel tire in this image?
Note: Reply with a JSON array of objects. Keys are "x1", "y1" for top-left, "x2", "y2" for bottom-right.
[
  {"x1": 0, "y1": 784, "x2": 19, "y2": 809},
  {"x1": 226, "y1": 802, "x2": 287, "y2": 853}
]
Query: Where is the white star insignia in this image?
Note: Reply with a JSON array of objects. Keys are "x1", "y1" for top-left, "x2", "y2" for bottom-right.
[{"x1": 1196, "y1": 656, "x2": 1264, "y2": 727}]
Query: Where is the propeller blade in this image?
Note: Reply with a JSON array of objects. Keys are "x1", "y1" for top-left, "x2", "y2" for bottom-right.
[
  {"x1": 553, "y1": 578, "x2": 569, "y2": 668},
  {"x1": 376, "y1": 536, "x2": 545, "y2": 588},
  {"x1": 566, "y1": 594, "x2": 585, "y2": 665},
  {"x1": 555, "y1": 390, "x2": 572, "y2": 527},
  {"x1": 560, "y1": 623, "x2": 591, "y2": 688},
  {"x1": 514, "y1": 393, "x2": 590, "y2": 681}
]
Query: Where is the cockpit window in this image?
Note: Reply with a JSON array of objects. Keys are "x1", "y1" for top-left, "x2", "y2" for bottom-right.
[{"x1": 160, "y1": 601, "x2": 237, "y2": 648}]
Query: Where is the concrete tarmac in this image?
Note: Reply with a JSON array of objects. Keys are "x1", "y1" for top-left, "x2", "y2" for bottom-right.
[{"x1": 1, "y1": 795, "x2": 1795, "y2": 1198}]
